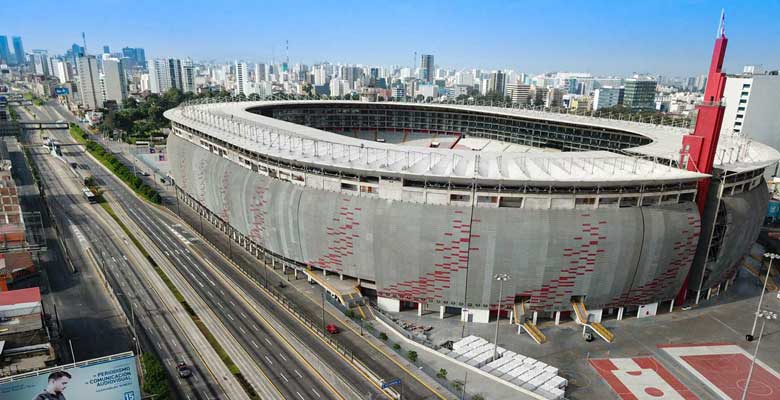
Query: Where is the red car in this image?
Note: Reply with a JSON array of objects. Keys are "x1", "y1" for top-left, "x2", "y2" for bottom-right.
[{"x1": 326, "y1": 324, "x2": 339, "y2": 334}]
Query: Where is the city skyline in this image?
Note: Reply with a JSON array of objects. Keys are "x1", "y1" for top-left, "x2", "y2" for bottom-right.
[{"x1": 3, "y1": 1, "x2": 779, "y2": 76}]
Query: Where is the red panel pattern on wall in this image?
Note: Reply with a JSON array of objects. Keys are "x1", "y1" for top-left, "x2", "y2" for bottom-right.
[
  {"x1": 378, "y1": 210, "x2": 473, "y2": 304},
  {"x1": 219, "y1": 169, "x2": 231, "y2": 222},
  {"x1": 195, "y1": 158, "x2": 209, "y2": 204},
  {"x1": 308, "y1": 197, "x2": 361, "y2": 274},
  {"x1": 607, "y1": 214, "x2": 700, "y2": 307},
  {"x1": 519, "y1": 214, "x2": 605, "y2": 311},
  {"x1": 248, "y1": 185, "x2": 268, "y2": 243}
]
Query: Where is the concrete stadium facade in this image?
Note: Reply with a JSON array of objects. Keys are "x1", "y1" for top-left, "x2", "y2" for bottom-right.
[{"x1": 165, "y1": 101, "x2": 778, "y2": 323}]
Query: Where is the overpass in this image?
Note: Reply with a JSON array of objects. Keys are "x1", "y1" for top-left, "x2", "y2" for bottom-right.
[{"x1": 19, "y1": 121, "x2": 69, "y2": 130}]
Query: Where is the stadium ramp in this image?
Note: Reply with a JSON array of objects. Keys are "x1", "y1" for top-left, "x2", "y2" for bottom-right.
[
  {"x1": 571, "y1": 299, "x2": 614, "y2": 343},
  {"x1": 515, "y1": 301, "x2": 547, "y2": 344}
]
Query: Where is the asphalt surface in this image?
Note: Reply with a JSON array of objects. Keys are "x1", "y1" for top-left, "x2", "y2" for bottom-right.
[
  {"x1": 39, "y1": 101, "x2": 344, "y2": 400},
  {"x1": 17, "y1": 106, "x2": 224, "y2": 400}
]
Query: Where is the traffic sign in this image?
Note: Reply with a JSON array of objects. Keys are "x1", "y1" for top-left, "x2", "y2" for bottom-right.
[
  {"x1": 381, "y1": 378, "x2": 401, "y2": 389},
  {"x1": 55, "y1": 87, "x2": 70, "y2": 95}
]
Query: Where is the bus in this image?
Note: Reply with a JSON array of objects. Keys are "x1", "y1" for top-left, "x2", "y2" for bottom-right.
[{"x1": 81, "y1": 187, "x2": 97, "y2": 204}]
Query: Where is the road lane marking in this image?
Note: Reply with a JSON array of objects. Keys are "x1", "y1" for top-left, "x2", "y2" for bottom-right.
[
  {"x1": 251, "y1": 340, "x2": 259, "y2": 348},
  {"x1": 264, "y1": 355, "x2": 272, "y2": 364},
  {"x1": 312, "y1": 388, "x2": 321, "y2": 398},
  {"x1": 295, "y1": 370, "x2": 303, "y2": 379},
  {"x1": 279, "y1": 353, "x2": 287, "y2": 362},
  {"x1": 265, "y1": 338, "x2": 272, "y2": 345},
  {"x1": 280, "y1": 373, "x2": 288, "y2": 383},
  {"x1": 296, "y1": 391, "x2": 305, "y2": 400}
]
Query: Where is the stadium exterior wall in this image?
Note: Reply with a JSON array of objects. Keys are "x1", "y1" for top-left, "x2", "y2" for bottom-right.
[{"x1": 168, "y1": 133, "x2": 717, "y2": 314}]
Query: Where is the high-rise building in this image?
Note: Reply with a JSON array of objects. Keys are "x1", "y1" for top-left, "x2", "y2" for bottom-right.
[
  {"x1": 147, "y1": 59, "x2": 172, "y2": 94},
  {"x1": 12, "y1": 36, "x2": 25, "y2": 65},
  {"x1": 31, "y1": 50, "x2": 50, "y2": 76},
  {"x1": 592, "y1": 87, "x2": 624, "y2": 111},
  {"x1": 235, "y1": 61, "x2": 250, "y2": 96},
  {"x1": 487, "y1": 70, "x2": 506, "y2": 96},
  {"x1": 545, "y1": 87, "x2": 564, "y2": 108},
  {"x1": 180, "y1": 59, "x2": 195, "y2": 93},
  {"x1": 53, "y1": 59, "x2": 70, "y2": 83},
  {"x1": 720, "y1": 69, "x2": 780, "y2": 151},
  {"x1": 167, "y1": 58, "x2": 183, "y2": 91},
  {"x1": 420, "y1": 54, "x2": 434, "y2": 83},
  {"x1": 506, "y1": 82, "x2": 530, "y2": 105},
  {"x1": 102, "y1": 45, "x2": 110, "y2": 54},
  {"x1": 255, "y1": 63, "x2": 267, "y2": 82},
  {"x1": 0, "y1": 36, "x2": 10, "y2": 65},
  {"x1": 76, "y1": 55, "x2": 101, "y2": 110},
  {"x1": 623, "y1": 78, "x2": 657, "y2": 111},
  {"x1": 101, "y1": 58, "x2": 127, "y2": 105}
]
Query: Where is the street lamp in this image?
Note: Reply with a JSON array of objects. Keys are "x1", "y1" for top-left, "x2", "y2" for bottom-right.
[
  {"x1": 742, "y1": 309, "x2": 777, "y2": 400},
  {"x1": 492, "y1": 273, "x2": 511, "y2": 362},
  {"x1": 746, "y1": 253, "x2": 779, "y2": 341}
]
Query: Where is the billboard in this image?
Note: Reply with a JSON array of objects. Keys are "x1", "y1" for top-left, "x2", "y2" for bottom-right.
[
  {"x1": 0, "y1": 352, "x2": 141, "y2": 400},
  {"x1": 54, "y1": 87, "x2": 70, "y2": 95}
]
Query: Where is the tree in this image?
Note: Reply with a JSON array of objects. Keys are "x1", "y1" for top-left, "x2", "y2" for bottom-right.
[
  {"x1": 415, "y1": 94, "x2": 425, "y2": 102},
  {"x1": 437, "y1": 368, "x2": 448, "y2": 380}
]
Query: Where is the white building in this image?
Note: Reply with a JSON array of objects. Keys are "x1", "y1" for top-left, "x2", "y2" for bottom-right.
[
  {"x1": 720, "y1": 69, "x2": 780, "y2": 153},
  {"x1": 76, "y1": 55, "x2": 101, "y2": 110},
  {"x1": 592, "y1": 87, "x2": 624, "y2": 111},
  {"x1": 255, "y1": 63, "x2": 267, "y2": 82},
  {"x1": 180, "y1": 59, "x2": 195, "y2": 93},
  {"x1": 235, "y1": 62, "x2": 251, "y2": 96},
  {"x1": 101, "y1": 58, "x2": 127, "y2": 105},
  {"x1": 148, "y1": 59, "x2": 172, "y2": 94},
  {"x1": 53, "y1": 59, "x2": 70, "y2": 83},
  {"x1": 506, "y1": 82, "x2": 530, "y2": 105}
]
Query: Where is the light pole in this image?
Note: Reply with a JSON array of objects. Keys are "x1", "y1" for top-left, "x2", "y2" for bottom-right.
[
  {"x1": 492, "y1": 273, "x2": 511, "y2": 362},
  {"x1": 742, "y1": 309, "x2": 777, "y2": 400},
  {"x1": 747, "y1": 253, "x2": 779, "y2": 341}
]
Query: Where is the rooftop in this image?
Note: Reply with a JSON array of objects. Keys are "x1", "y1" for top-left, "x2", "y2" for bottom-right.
[{"x1": 166, "y1": 101, "x2": 780, "y2": 185}]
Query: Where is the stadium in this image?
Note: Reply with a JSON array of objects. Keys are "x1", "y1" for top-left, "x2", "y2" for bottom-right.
[{"x1": 164, "y1": 98, "x2": 778, "y2": 324}]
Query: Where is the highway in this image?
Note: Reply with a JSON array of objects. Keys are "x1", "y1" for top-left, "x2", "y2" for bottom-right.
[
  {"x1": 17, "y1": 106, "x2": 232, "y2": 400},
  {"x1": 36, "y1": 101, "x2": 354, "y2": 400}
]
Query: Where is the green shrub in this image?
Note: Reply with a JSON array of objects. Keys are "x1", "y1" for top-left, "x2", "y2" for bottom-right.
[
  {"x1": 437, "y1": 368, "x2": 448, "y2": 380},
  {"x1": 392, "y1": 343, "x2": 401, "y2": 350},
  {"x1": 407, "y1": 350, "x2": 418, "y2": 362},
  {"x1": 379, "y1": 332, "x2": 388, "y2": 341}
]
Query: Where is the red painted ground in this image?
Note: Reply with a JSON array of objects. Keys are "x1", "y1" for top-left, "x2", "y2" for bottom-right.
[
  {"x1": 681, "y1": 353, "x2": 780, "y2": 400},
  {"x1": 590, "y1": 357, "x2": 698, "y2": 400}
]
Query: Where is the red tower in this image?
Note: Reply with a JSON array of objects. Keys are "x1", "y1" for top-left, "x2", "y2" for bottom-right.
[{"x1": 676, "y1": 12, "x2": 729, "y2": 304}]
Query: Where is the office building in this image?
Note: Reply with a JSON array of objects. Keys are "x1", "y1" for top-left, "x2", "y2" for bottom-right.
[
  {"x1": 623, "y1": 79, "x2": 657, "y2": 111},
  {"x1": 76, "y1": 55, "x2": 101, "y2": 110},
  {"x1": 102, "y1": 45, "x2": 110, "y2": 54},
  {"x1": 506, "y1": 82, "x2": 531, "y2": 105},
  {"x1": 31, "y1": 50, "x2": 50, "y2": 76},
  {"x1": 545, "y1": 87, "x2": 564, "y2": 108},
  {"x1": 592, "y1": 87, "x2": 624, "y2": 111},
  {"x1": 420, "y1": 54, "x2": 434, "y2": 83},
  {"x1": 53, "y1": 59, "x2": 70, "y2": 83},
  {"x1": 0, "y1": 36, "x2": 10, "y2": 65},
  {"x1": 487, "y1": 70, "x2": 506, "y2": 96},
  {"x1": 720, "y1": 69, "x2": 780, "y2": 151},
  {"x1": 102, "y1": 58, "x2": 127, "y2": 104},
  {"x1": 167, "y1": 58, "x2": 183, "y2": 91},
  {"x1": 255, "y1": 63, "x2": 267, "y2": 82},
  {"x1": 11, "y1": 36, "x2": 24, "y2": 65}
]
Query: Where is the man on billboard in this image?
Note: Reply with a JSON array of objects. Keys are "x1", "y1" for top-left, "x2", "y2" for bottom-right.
[{"x1": 33, "y1": 371, "x2": 71, "y2": 400}]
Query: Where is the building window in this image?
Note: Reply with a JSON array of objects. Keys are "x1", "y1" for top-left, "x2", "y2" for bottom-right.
[{"x1": 450, "y1": 194, "x2": 470, "y2": 202}]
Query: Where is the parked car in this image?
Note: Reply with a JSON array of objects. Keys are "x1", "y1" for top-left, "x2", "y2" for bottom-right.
[{"x1": 326, "y1": 324, "x2": 339, "y2": 334}]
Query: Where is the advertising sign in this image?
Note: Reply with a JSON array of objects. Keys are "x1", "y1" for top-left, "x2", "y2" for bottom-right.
[
  {"x1": 0, "y1": 353, "x2": 141, "y2": 400},
  {"x1": 54, "y1": 87, "x2": 70, "y2": 96}
]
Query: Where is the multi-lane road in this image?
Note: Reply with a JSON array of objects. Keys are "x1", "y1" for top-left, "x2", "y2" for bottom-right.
[
  {"x1": 17, "y1": 113, "x2": 229, "y2": 399},
  {"x1": 30, "y1": 101, "x2": 361, "y2": 400}
]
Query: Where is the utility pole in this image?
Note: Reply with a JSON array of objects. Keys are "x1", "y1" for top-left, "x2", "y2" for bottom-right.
[{"x1": 492, "y1": 273, "x2": 511, "y2": 361}]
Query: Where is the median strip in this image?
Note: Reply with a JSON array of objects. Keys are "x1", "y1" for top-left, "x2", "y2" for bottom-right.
[{"x1": 99, "y1": 201, "x2": 260, "y2": 400}]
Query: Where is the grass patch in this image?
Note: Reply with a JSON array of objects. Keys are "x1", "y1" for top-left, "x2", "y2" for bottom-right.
[
  {"x1": 100, "y1": 201, "x2": 259, "y2": 399},
  {"x1": 140, "y1": 352, "x2": 172, "y2": 400},
  {"x1": 22, "y1": 147, "x2": 41, "y2": 186},
  {"x1": 69, "y1": 123, "x2": 162, "y2": 204}
]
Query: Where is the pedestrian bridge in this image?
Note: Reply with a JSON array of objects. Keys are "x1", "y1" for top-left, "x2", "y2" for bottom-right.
[{"x1": 20, "y1": 121, "x2": 70, "y2": 130}]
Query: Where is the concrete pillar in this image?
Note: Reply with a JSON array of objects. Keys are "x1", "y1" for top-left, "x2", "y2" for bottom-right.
[
  {"x1": 617, "y1": 307, "x2": 624, "y2": 321},
  {"x1": 282, "y1": 264, "x2": 287, "y2": 273},
  {"x1": 294, "y1": 269, "x2": 298, "y2": 279},
  {"x1": 707, "y1": 287, "x2": 712, "y2": 300},
  {"x1": 532, "y1": 311, "x2": 538, "y2": 325},
  {"x1": 724, "y1": 279, "x2": 730, "y2": 291},
  {"x1": 417, "y1": 303, "x2": 423, "y2": 317},
  {"x1": 669, "y1": 299, "x2": 675, "y2": 313},
  {"x1": 323, "y1": 270, "x2": 327, "y2": 277},
  {"x1": 439, "y1": 306, "x2": 445, "y2": 319},
  {"x1": 340, "y1": 273, "x2": 344, "y2": 281},
  {"x1": 554, "y1": 311, "x2": 561, "y2": 325},
  {"x1": 509, "y1": 311, "x2": 514, "y2": 325}
]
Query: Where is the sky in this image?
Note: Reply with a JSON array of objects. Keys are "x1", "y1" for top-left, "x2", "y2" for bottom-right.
[{"x1": 2, "y1": 0, "x2": 779, "y2": 76}]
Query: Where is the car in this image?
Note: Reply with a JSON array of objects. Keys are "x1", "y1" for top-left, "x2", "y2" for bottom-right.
[
  {"x1": 326, "y1": 324, "x2": 339, "y2": 334},
  {"x1": 176, "y1": 362, "x2": 192, "y2": 378},
  {"x1": 56, "y1": 119, "x2": 65, "y2": 123}
]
